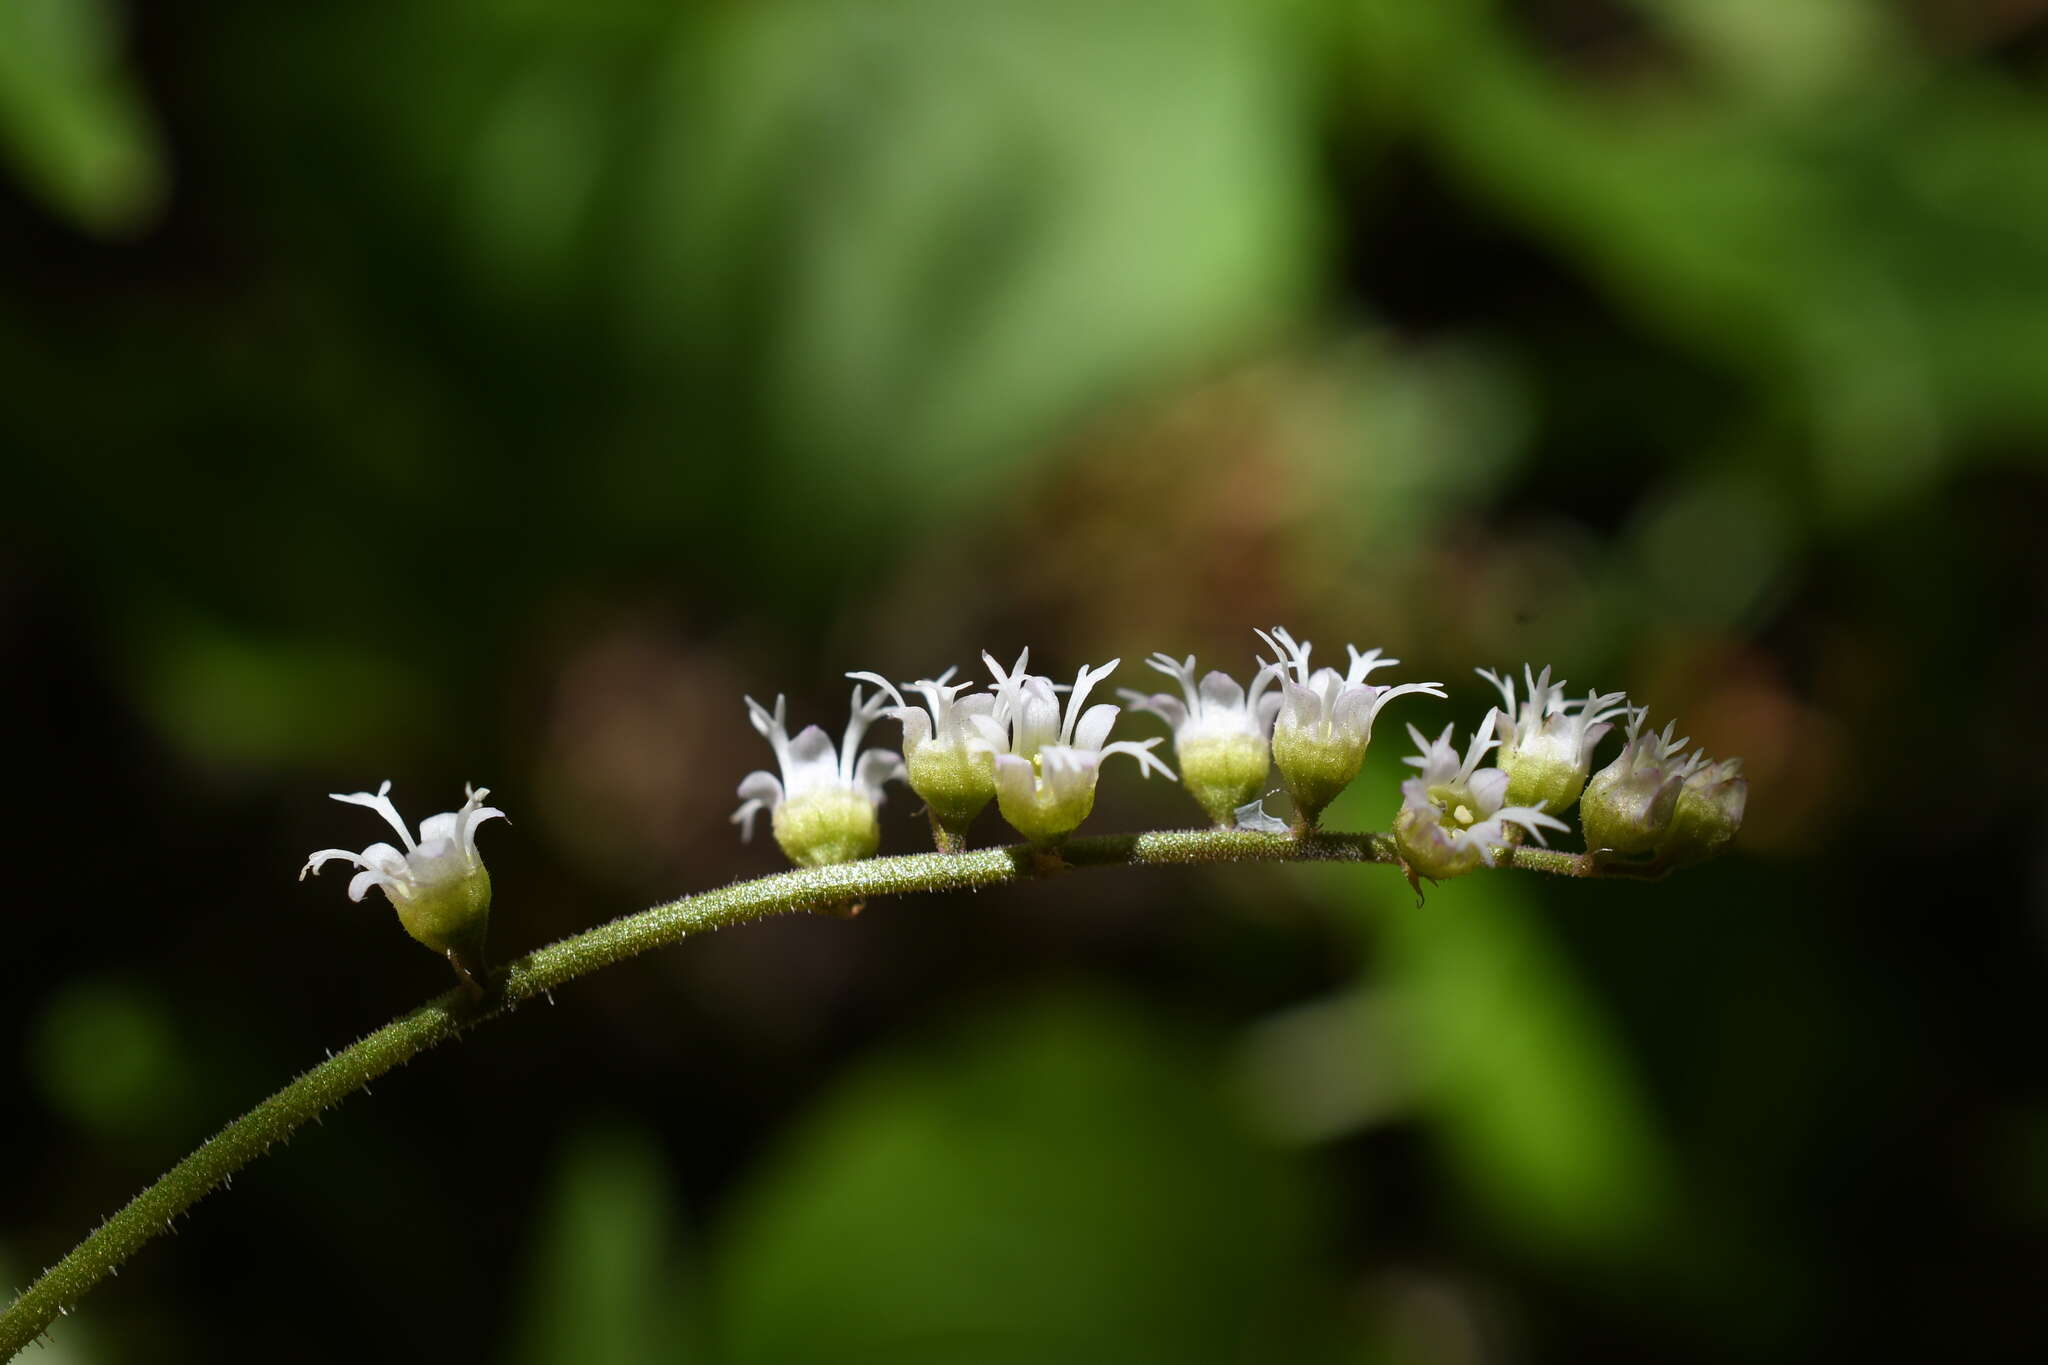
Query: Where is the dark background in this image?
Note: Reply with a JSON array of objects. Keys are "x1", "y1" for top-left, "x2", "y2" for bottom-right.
[{"x1": 3, "y1": 0, "x2": 2046, "y2": 1360}]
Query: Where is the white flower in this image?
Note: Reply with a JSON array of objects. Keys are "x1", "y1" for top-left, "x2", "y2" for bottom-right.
[
  {"x1": 974, "y1": 652, "x2": 1173, "y2": 845},
  {"x1": 1476, "y1": 664, "x2": 1630, "y2": 814},
  {"x1": 301, "y1": 781, "x2": 504, "y2": 982},
  {"x1": 1580, "y1": 709, "x2": 1704, "y2": 856},
  {"x1": 734, "y1": 687, "x2": 904, "y2": 866},
  {"x1": 848, "y1": 663, "x2": 1003, "y2": 845},
  {"x1": 1120, "y1": 652, "x2": 1282, "y2": 826},
  {"x1": 1393, "y1": 723, "x2": 1567, "y2": 882},
  {"x1": 1256, "y1": 625, "x2": 1445, "y2": 824}
]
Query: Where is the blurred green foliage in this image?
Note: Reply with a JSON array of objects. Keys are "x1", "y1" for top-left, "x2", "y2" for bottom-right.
[
  {"x1": 1334, "y1": 870, "x2": 1674, "y2": 1262},
  {"x1": 0, "y1": 0, "x2": 163, "y2": 235},
  {"x1": 711, "y1": 994, "x2": 1324, "y2": 1365},
  {"x1": 30, "y1": 976, "x2": 198, "y2": 1145},
  {"x1": 512, "y1": 1124, "x2": 700, "y2": 1365}
]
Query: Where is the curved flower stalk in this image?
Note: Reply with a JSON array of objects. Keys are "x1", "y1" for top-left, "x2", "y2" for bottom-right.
[
  {"x1": 734, "y1": 688, "x2": 904, "y2": 867},
  {"x1": 1121, "y1": 652, "x2": 1282, "y2": 827},
  {"x1": 1256, "y1": 626, "x2": 1445, "y2": 827},
  {"x1": 1392, "y1": 723, "x2": 1567, "y2": 890},
  {"x1": 301, "y1": 781, "x2": 504, "y2": 991},
  {"x1": 849, "y1": 663, "x2": 1005, "y2": 851},
  {"x1": 975, "y1": 653, "x2": 1173, "y2": 846},
  {"x1": 1477, "y1": 665, "x2": 1630, "y2": 816},
  {"x1": 1579, "y1": 710, "x2": 1703, "y2": 857}
]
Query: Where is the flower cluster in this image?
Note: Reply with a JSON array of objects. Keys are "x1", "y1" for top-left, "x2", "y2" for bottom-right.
[
  {"x1": 297, "y1": 633, "x2": 1749, "y2": 983},
  {"x1": 727, "y1": 627, "x2": 1446, "y2": 863}
]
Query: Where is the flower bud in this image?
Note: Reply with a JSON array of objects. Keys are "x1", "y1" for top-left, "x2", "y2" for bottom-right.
[
  {"x1": 1657, "y1": 757, "x2": 1747, "y2": 867},
  {"x1": 1579, "y1": 713, "x2": 1694, "y2": 857}
]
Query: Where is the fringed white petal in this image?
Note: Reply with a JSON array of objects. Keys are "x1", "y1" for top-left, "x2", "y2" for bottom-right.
[
  {"x1": 348, "y1": 867, "x2": 403, "y2": 902},
  {"x1": 1468, "y1": 767, "x2": 1511, "y2": 812},
  {"x1": 1196, "y1": 669, "x2": 1245, "y2": 715},
  {"x1": 844, "y1": 671, "x2": 906, "y2": 709},
  {"x1": 1120, "y1": 688, "x2": 1188, "y2": 732},
  {"x1": 1071, "y1": 702, "x2": 1120, "y2": 755},
  {"x1": 1497, "y1": 805, "x2": 1568, "y2": 843},
  {"x1": 736, "y1": 768, "x2": 783, "y2": 807},
  {"x1": 730, "y1": 798, "x2": 768, "y2": 841},
  {"x1": 782, "y1": 724, "x2": 841, "y2": 798},
  {"x1": 1101, "y1": 737, "x2": 1173, "y2": 780},
  {"x1": 300, "y1": 848, "x2": 369, "y2": 880},
  {"x1": 852, "y1": 748, "x2": 904, "y2": 803},
  {"x1": 329, "y1": 781, "x2": 415, "y2": 851},
  {"x1": 1037, "y1": 746, "x2": 1100, "y2": 806},
  {"x1": 992, "y1": 752, "x2": 1040, "y2": 812}
]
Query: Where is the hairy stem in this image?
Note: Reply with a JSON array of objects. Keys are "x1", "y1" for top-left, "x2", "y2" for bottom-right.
[{"x1": 0, "y1": 827, "x2": 1630, "y2": 1356}]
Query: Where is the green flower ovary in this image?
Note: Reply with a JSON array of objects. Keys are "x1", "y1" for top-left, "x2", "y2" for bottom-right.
[
  {"x1": 393, "y1": 865, "x2": 492, "y2": 956},
  {"x1": 906, "y1": 741, "x2": 997, "y2": 830},
  {"x1": 1177, "y1": 733, "x2": 1271, "y2": 826},
  {"x1": 1270, "y1": 722, "x2": 1364, "y2": 822},
  {"x1": 772, "y1": 789, "x2": 882, "y2": 867}
]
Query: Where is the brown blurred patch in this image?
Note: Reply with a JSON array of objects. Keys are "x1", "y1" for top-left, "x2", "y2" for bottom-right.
[
  {"x1": 529, "y1": 603, "x2": 754, "y2": 888},
  {"x1": 1637, "y1": 635, "x2": 1844, "y2": 854}
]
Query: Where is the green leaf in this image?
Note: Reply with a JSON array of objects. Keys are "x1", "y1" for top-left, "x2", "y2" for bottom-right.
[
  {"x1": 1310, "y1": 867, "x2": 1676, "y2": 1261},
  {"x1": 628, "y1": 0, "x2": 1322, "y2": 545},
  {"x1": 711, "y1": 992, "x2": 1334, "y2": 1365},
  {"x1": 0, "y1": 0, "x2": 165, "y2": 234},
  {"x1": 510, "y1": 1122, "x2": 700, "y2": 1365}
]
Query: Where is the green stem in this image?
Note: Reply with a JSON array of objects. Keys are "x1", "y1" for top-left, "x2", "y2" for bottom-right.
[{"x1": 0, "y1": 826, "x2": 1622, "y2": 1356}]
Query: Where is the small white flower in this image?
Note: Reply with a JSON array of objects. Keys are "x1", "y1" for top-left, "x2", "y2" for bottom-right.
[
  {"x1": 1393, "y1": 722, "x2": 1567, "y2": 882},
  {"x1": 302, "y1": 781, "x2": 503, "y2": 909},
  {"x1": 1580, "y1": 709, "x2": 1704, "y2": 856},
  {"x1": 974, "y1": 652, "x2": 1173, "y2": 845},
  {"x1": 848, "y1": 663, "x2": 1004, "y2": 845},
  {"x1": 734, "y1": 687, "x2": 904, "y2": 866},
  {"x1": 301, "y1": 781, "x2": 504, "y2": 984},
  {"x1": 1121, "y1": 652, "x2": 1282, "y2": 826},
  {"x1": 1477, "y1": 664, "x2": 1630, "y2": 814},
  {"x1": 1256, "y1": 626, "x2": 1445, "y2": 824}
]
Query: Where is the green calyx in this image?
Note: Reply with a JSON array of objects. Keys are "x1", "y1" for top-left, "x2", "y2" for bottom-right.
[
  {"x1": 995, "y1": 774, "x2": 1093, "y2": 848},
  {"x1": 1499, "y1": 752, "x2": 1587, "y2": 818},
  {"x1": 393, "y1": 867, "x2": 492, "y2": 993},
  {"x1": 1269, "y1": 722, "x2": 1364, "y2": 827},
  {"x1": 1393, "y1": 803, "x2": 1482, "y2": 883},
  {"x1": 1580, "y1": 765, "x2": 1680, "y2": 857},
  {"x1": 906, "y1": 742, "x2": 997, "y2": 839},
  {"x1": 1657, "y1": 759, "x2": 1747, "y2": 867},
  {"x1": 1178, "y1": 733, "x2": 1272, "y2": 827},
  {"x1": 772, "y1": 789, "x2": 882, "y2": 867}
]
